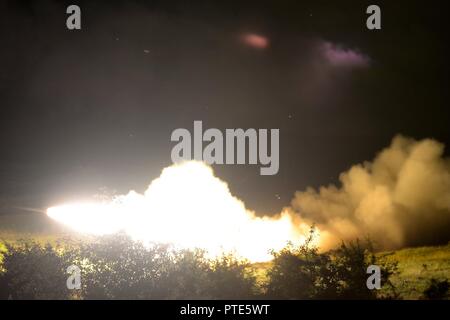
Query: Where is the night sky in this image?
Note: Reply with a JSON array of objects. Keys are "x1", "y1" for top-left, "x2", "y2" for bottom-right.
[{"x1": 0, "y1": 0, "x2": 449, "y2": 216}]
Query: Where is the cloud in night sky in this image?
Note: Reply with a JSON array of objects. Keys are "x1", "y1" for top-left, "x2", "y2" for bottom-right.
[
  {"x1": 288, "y1": 135, "x2": 450, "y2": 250},
  {"x1": 320, "y1": 41, "x2": 370, "y2": 68}
]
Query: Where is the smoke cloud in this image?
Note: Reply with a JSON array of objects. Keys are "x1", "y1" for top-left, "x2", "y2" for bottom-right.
[
  {"x1": 320, "y1": 41, "x2": 370, "y2": 68},
  {"x1": 47, "y1": 135, "x2": 450, "y2": 259},
  {"x1": 288, "y1": 135, "x2": 450, "y2": 250}
]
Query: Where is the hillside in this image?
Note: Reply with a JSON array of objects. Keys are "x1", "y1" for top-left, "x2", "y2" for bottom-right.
[{"x1": 377, "y1": 244, "x2": 450, "y2": 299}]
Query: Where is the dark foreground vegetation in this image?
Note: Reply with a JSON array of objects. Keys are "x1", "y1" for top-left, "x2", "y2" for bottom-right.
[{"x1": 0, "y1": 231, "x2": 446, "y2": 300}]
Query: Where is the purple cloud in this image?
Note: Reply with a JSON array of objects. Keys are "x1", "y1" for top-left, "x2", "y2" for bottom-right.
[{"x1": 320, "y1": 41, "x2": 370, "y2": 68}]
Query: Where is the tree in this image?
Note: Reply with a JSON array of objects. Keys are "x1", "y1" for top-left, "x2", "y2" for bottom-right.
[
  {"x1": 0, "y1": 241, "x2": 72, "y2": 299},
  {"x1": 205, "y1": 253, "x2": 256, "y2": 299},
  {"x1": 265, "y1": 229, "x2": 333, "y2": 299},
  {"x1": 422, "y1": 279, "x2": 449, "y2": 300},
  {"x1": 265, "y1": 230, "x2": 398, "y2": 299}
]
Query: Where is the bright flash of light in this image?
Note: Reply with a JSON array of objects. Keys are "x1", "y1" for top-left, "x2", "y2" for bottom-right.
[{"x1": 47, "y1": 161, "x2": 315, "y2": 262}]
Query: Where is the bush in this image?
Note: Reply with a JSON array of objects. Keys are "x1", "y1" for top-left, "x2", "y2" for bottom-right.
[
  {"x1": 265, "y1": 229, "x2": 341, "y2": 299},
  {"x1": 205, "y1": 253, "x2": 256, "y2": 299},
  {"x1": 74, "y1": 233, "x2": 175, "y2": 299},
  {"x1": 0, "y1": 233, "x2": 257, "y2": 299},
  {"x1": 0, "y1": 232, "x2": 397, "y2": 300},
  {"x1": 422, "y1": 279, "x2": 449, "y2": 300},
  {"x1": 0, "y1": 241, "x2": 73, "y2": 299},
  {"x1": 265, "y1": 231, "x2": 398, "y2": 299}
]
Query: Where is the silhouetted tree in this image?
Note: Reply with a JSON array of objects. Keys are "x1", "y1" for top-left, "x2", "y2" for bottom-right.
[
  {"x1": 265, "y1": 229, "x2": 335, "y2": 299},
  {"x1": 205, "y1": 253, "x2": 256, "y2": 299},
  {"x1": 332, "y1": 240, "x2": 398, "y2": 299},
  {"x1": 422, "y1": 279, "x2": 449, "y2": 300},
  {"x1": 265, "y1": 230, "x2": 398, "y2": 299},
  {"x1": 0, "y1": 241, "x2": 72, "y2": 299},
  {"x1": 0, "y1": 233, "x2": 259, "y2": 299},
  {"x1": 74, "y1": 233, "x2": 175, "y2": 299}
]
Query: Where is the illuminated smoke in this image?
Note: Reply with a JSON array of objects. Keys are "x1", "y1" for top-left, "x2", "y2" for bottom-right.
[
  {"x1": 320, "y1": 41, "x2": 370, "y2": 68},
  {"x1": 288, "y1": 135, "x2": 450, "y2": 250},
  {"x1": 47, "y1": 161, "x2": 310, "y2": 262},
  {"x1": 47, "y1": 136, "x2": 450, "y2": 260}
]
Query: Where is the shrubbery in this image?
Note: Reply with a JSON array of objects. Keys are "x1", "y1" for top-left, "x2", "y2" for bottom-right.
[
  {"x1": 265, "y1": 231, "x2": 398, "y2": 299},
  {"x1": 0, "y1": 242, "x2": 72, "y2": 299},
  {"x1": 0, "y1": 232, "x2": 399, "y2": 299},
  {"x1": 422, "y1": 279, "x2": 449, "y2": 300}
]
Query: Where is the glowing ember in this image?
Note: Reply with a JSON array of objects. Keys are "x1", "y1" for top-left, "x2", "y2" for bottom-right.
[{"x1": 241, "y1": 33, "x2": 269, "y2": 49}]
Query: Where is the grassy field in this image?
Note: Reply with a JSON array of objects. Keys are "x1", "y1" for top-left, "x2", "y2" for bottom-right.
[{"x1": 377, "y1": 244, "x2": 450, "y2": 299}]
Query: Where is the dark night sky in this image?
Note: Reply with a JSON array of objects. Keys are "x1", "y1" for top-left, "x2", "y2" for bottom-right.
[{"x1": 0, "y1": 0, "x2": 449, "y2": 216}]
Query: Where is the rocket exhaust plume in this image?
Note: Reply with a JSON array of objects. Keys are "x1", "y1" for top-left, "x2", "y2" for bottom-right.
[
  {"x1": 47, "y1": 161, "x2": 311, "y2": 262},
  {"x1": 47, "y1": 135, "x2": 450, "y2": 260}
]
